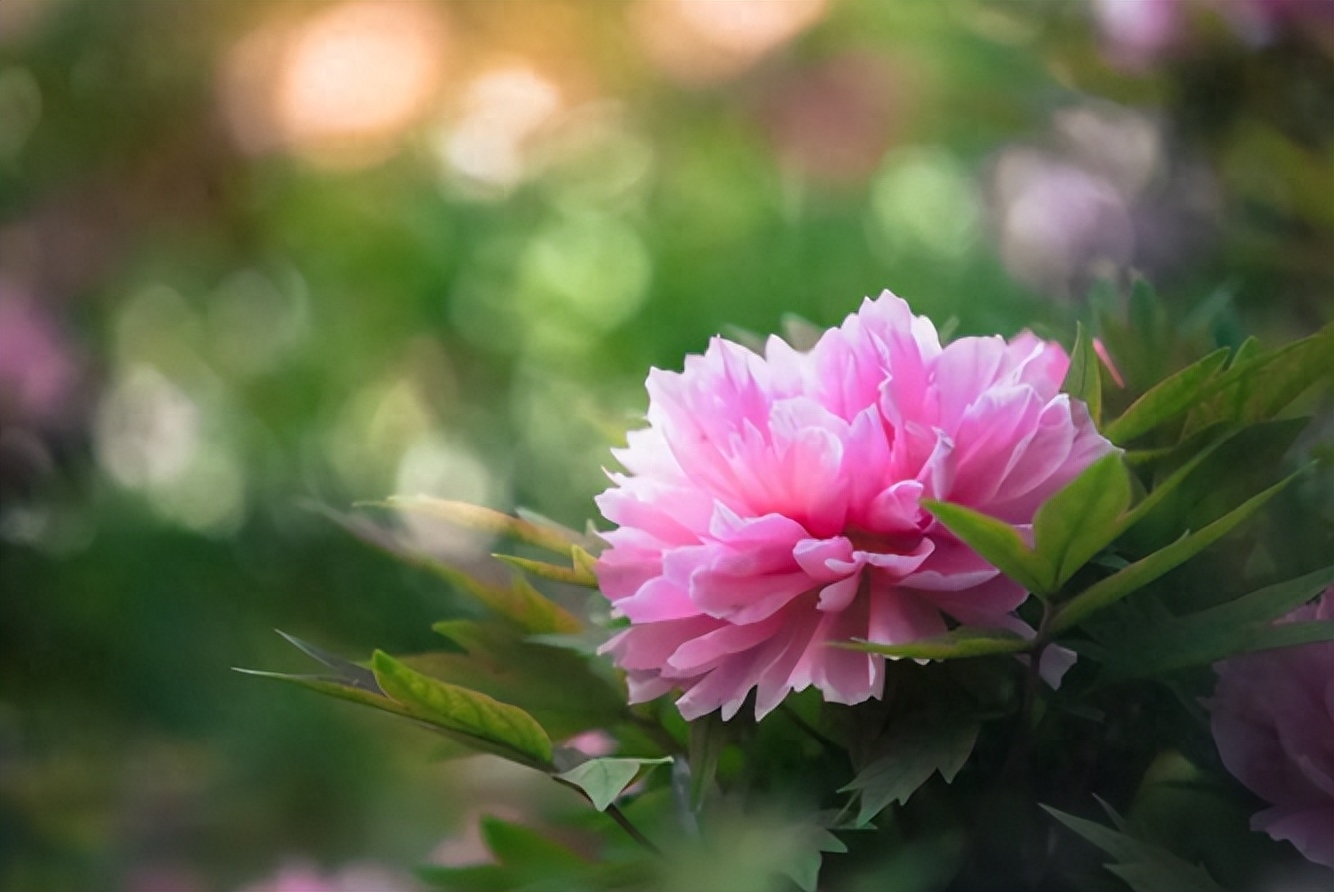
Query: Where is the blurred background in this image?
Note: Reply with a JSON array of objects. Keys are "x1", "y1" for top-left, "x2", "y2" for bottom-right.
[{"x1": 0, "y1": 0, "x2": 1330, "y2": 889}]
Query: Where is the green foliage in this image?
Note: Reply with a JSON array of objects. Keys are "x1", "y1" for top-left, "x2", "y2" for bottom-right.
[
  {"x1": 371, "y1": 651, "x2": 555, "y2": 770},
  {"x1": 404, "y1": 620, "x2": 628, "y2": 739},
  {"x1": 1098, "y1": 566, "x2": 1334, "y2": 679},
  {"x1": 555, "y1": 756, "x2": 673, "y2": 811},
  {"x1": 1062, "y1": 322, "x2": 1103, "y2": 426},
  {"x1": 1103, "y1": 348, "x2": 1231, "y2": 445},
  {"x1": 840, "y1": 713, "x2": 979, "y2": 827},
  {"x1": 1051, "y1": 468, "x2": 1306, "y2": 633},
  {"x1": 1183, "y1": 323, "x2": 1334, "y2": 435},
  {"x1": 1043, "y1": 805, "x2": 1228, "y2": 892},
  {"x1": 922, "y1": 500, "x2": 1047, "y2": 594},
  {"x1": 1032, "y1": 454, "x2": 1131, "y2": 591},
  {"x1": 838, "y1": 627, "x2": 1029, "y2": 660},
  {"x1": 378, "y1": 497, "x2": 595, "y2": 556}
]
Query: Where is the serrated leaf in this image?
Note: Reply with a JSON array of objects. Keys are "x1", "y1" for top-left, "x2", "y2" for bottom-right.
[
  {"x1": 840, "y1": 714, "x2": 979, "y2": 826},
  {"x1": 1052, "y1": 469, "x2": 1305, "y2": 634},
  {"x1": 1062, "y1": 322, "x2": 1102, "y2": 425},
  {"x1": 372, "y1": 651, "x2": 554, "y2": 769},
  {"x1": 379, "y1": 496, "x2": 589, "y2": 555},
  {"x1": 1184, "y1": 324, "x2": 1334, "y2": 434},
  {"x1": 555, "y1": 756, "x2": 672, "y2": 811},
  {"x1": 1099, "y1": 568, "x2": 1334, "y2": 679},
  {"x1": 837, "y1": 627, "x2": 1029, "y2": 661},
  {"x1": 1043, "y1": 805, "x2": 1227, "y2": 892},
  {"x1": 923, "y1": 500, "x2": 1047, "y2": 594},
  {"x1": 1103, "y1": 347, "x2": 1230, "y2": 444},
  {"x1": 1032, "y1": 454, "x2": 1131, "y2": 591}
]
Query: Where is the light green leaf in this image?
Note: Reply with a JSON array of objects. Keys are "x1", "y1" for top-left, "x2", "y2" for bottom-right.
[
  {"x1": 923, "y1": 500, "x2": 1047, "y2": 595},
  {"x1": 1052, "y1": 469, "x2": 1305, "y2": 634},
  {"x1": 840, "y1": 714, "x2": 979, "y2": 826},
  {"x1": 555, "y1": 756, "x2": 672, "y2": 811},
  {"x1": 836, "y1": 627, "x2": 1029, "y2": 661},
  {"x1": 1103, "y1": 347, "x2": 1230, "y2": 444},
  {"x1": 1043, "y1": 805, "x2": 1228, "y2": 892},
  {"x1": 1032, "y1": 454, "x2": 1131, "y2": 591},
  {"x1": 1062, "y1": 322, "x2": 1103, "y2": 426},
  {"x1": 494, "y1": 553, "x2": 599, "y2": 587},
  {"x1": 372, "y1": 651, "x2": 554, "y2": 769}
]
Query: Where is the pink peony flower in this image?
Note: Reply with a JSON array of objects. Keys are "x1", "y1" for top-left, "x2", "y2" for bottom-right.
[
  {"x1": 1209, "y1": 589, "x2": 1334, "y2": 868},
  {"x1": 594, "y1": 291, "x2": 1115, "y2": 721}
]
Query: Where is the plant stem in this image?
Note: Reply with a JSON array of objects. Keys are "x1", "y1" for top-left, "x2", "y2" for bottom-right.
[
  {"x1": 606, "y1": 802, "x2": 662, "y2": 855},
  {"x1": 779, "y1": 702, "x2": 843, "y2": 759}
]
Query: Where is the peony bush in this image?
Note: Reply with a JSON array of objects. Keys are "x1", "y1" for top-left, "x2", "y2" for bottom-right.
[{"x1": 247, "y1": 286, "x2": 1333, "y2": 892}]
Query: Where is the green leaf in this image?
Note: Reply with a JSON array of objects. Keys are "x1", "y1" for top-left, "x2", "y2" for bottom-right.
[
  {"x1": 402, "y1": 621, "x2": 628, "y2": 739},
  {"x1": 416, "y1": 864, "x2": 511, "y2": 892},
  {"x1": 1032, "y1": 454, "x2": 1131, "y2": 591},
  {"x1": 494, "y1": 553, "x2": 598, "y2": 588},
  {"x1": 1043, "y1": 805, "x2": 1227, "y2": 892},
  {"x1": 480, "y1": 816, "x2": 588, "y2": 871},
  {"x1": 1103, "y1": 347, "x2": 1230, "y2": 444},
  {"x1": 923, "y1": 500, "x2": 1046, "y2": 594},
  {"x1": 1099, "y1": 567, "x2": 1334, "y2": 679},
  {"x1": 378, "y1": 496, "x2": 591, "y2": 555},
  {"x1": 372, "y1": 651, "x2": 554, "y2": 769},
  {"x1": 836, "y1": 627, "x2": 1029, "y2": 661},
  {"x1": 1062, "y1": 322, "x2": 1103, "y2": 426},
  {"x1": 1052, "y1": 469, "x2": 1305, "y2": 634},
  {"x1": 840, "y1": 714, "x2": 979, "y2": 826},
  {"x1": 555, "y1": 756, "x2": 672, "y2": 811},
  {"x1": 1184, "y1": 323, "x2": 1334, "y2": 434}
]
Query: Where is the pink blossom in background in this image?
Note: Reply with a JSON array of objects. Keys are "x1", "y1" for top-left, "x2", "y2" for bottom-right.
[
  {"x1": 595, "y1": 292, "x2": 1116, "y2": 721},
  {"x1": 235, "y1": 859, "x2": 419, "y2": 892},
  {"x1": 1209, "y1": 589, "x2": 1334, "y2": 868}
]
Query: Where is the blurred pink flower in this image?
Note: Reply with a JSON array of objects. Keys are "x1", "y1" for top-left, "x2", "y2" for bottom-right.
[
  {"x1": 595, "y1": 292, "x2": 1114, "y2": 721},
  {"x1": 1209, "y1": 589, "x2": 1334, "y2": 868},
  {"x1": 0, "y1": 284, "x2": 80, "y2": 426}
]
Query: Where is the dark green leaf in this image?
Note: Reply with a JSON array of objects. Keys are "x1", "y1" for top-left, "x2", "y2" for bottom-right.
[
  {"x1": 1103, "y1": 347, "x2": 1230, "y2": 444},
  {"x1": 1184, "y1": 324, "x2": 1334, "y2": 434},
  {"x1": 1032, "y1": 454, "x2": 1131, "y2": 591},
  {"x1": 1100, "y1": 568, "x2": 1333, "y2": 679},
  {"x1": 923, "y1": 500, "x2": 1046, "y2": 594},
  {"x1": 841, "y1": 714, "x2": 979, "y2": 826},
  {"x1": 837, "y1": 627, "x2": 1029, "y2": 661},
  {"x1": 372, "y1": 651, "x2": 554, "y2": 769},
  {"x1": 416, "y1": 864, "x2": 511, "y2": 892},
  {"x1": 1062, "y1": 322, "x2": 1102, "y2": 426},
  {"x1": 1052, "y1": 469, "x2": 1304, "y2": 634},
  {"x1": 1043, "y1": 805, "x2": 1227, "y2": 892},
  {"x1": 555, "y1": 756, "x2": 672, "y2": 811},
  {"x1": 410, "y1": 620, "x2": 627, "y2": 739}
]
